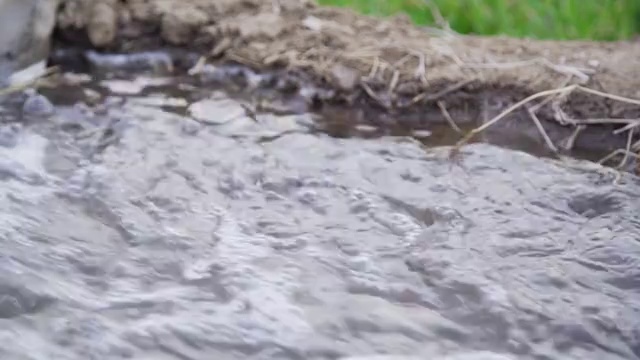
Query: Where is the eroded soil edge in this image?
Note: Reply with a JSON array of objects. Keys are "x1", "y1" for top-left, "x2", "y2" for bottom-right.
[{"x1": 52, "y1": 0, "x2": 640, "y2": 161}]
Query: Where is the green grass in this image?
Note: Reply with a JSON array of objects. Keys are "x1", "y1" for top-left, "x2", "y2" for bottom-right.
[{"x1": 317, "y1": 0, "x2": 640, "y2": 41}]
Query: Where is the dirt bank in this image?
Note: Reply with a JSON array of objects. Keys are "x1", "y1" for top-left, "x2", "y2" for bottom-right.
[{"x1": 53, "y1": 0, "x2": 640, "y2": 163}]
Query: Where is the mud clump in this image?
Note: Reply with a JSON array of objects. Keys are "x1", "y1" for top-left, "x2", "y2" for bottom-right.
[{"x1": 49, "y1": 0, "x2": 640, "y2": 157}]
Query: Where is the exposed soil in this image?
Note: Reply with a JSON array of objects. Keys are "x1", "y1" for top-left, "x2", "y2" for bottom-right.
[{"x1": 52, "y1": 0, "x2": 640, "y2": 162}]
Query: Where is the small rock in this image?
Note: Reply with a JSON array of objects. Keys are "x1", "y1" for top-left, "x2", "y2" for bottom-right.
[
  {"x1": 84, "y1": 88, "x2": 102, "y2": 104},
  {"x1": 302, "y1": 16, "x2": 323, "y2": 32},
  {"x1": 87, "y1": 2, "x2": 117, "y2": 47},
  {"x1": 22, "y1": 91, "x2": 54, "y2": 118},
  {"x1": 302, "y1": 16, "x2": 354, "y2": 35},
  {"x1": 235, "y1": 13, "x2": 286, "y2": 39},
  {"x1": 181, "y1": 118, "x2": 202, "y2": 135},
  {"x1": 354, "y1": 124, "x2": 378, "y2": 134},
  {"x1": 330, "y1": 64, "x2": 360, "y2": 91},
  {"x1": 161, "y1": 6, "x2": 209, "y2": 45},
  {"x1": 412, "y1": 129, "x2": 432, "y2": 138},
  {"x1": 101, "y1": 77, "x2": 173, "y2": 95},
  {"x1": 62, "y1": 72, "x2": 92, "y2": 85},
  {"x1": 188, "y1": 98, "x2": 246, "y2": 125}
]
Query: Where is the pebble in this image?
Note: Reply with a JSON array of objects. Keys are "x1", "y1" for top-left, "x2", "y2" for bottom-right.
[
  {"x1": 181, "y1": 118, "x2": 202, "y2": 135},
  {"x1": 22, "y1": 90, "x2": 54, "y2": 118}
]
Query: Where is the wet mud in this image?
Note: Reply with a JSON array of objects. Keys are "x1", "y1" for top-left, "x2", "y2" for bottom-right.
[{"x1": 0, "y1": 70, "x2": 640, "y2": 360}]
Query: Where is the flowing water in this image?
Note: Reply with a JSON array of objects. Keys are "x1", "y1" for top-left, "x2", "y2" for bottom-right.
[{"x1": 0, "y1": 66, "x2": 639, "y2": 360}]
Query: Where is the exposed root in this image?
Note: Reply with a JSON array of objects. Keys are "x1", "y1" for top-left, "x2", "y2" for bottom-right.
[
  {"x1": 597, "y1": 128, "x2": 638, "y2": 171},
  {"x1": 361, "y1": 82, "x2": 390, "y2": 109},
  {"x1": 580, "y1": 86, "x2": 640, "y2": 106},
  {"x1": 527, "y1": 107, "x2": 558, "y2": 153},
  {"x1": 437, "y1": 100, "x2": 462, "y2": 133},
  {"x1": 563, "y1": 125, "x2": 585, "y2": 151},
  {"x1": 612, "y1": 120, "x2": 640, "y2": 135},
  {"x1": 530, "y1": 76, "x2": 573, "y2": 113},
  {"x1": 452, "y1": 85, "x2": 578, "y2": 152},
  {"x1": 451, "y1": 84, "x2": 640, "y2": 166},
  {"x1": 598, "y1": 148, "x2": 640, "y2": 168},
  {"x1": 620, "y1": 130, "x2": 635, "y2": 169},
  {"x1": 557, "y1": 155, "x2": 623, "y2": 184}
]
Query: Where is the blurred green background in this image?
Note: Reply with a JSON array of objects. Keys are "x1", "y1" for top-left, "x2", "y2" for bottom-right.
[{"x1": 317, "y1": 0, "x2": 640, "y2": 41}]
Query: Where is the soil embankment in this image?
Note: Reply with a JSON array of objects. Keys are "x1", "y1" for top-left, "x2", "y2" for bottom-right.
[{"x1": 43, "y1": 0, "x2": 640, "y2": 163}]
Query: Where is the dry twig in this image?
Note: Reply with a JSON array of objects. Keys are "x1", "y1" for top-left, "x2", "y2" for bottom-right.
[
  {"x1": 527, "y1": 107, "x2": 558, "y2": 153},
  {"x1": 400, "y1": 78, "x2": 473, "y2": 108},
  {"x1": 563, "y1": 125, "x2": 585, "y2": 151},
  {"x1": 452, "y1": 85, "x2": 577, "y2": 152},
  {"x1": 618, "y1": 129, "x2": 635, "y2": 169},
  {"x1": 361, "y1": 82, "x2": 390, "y2": 109},
  {"x1": 598, "y1": 148, "x2": 640, "y2": 168},
  {"x1": 612, "y1": 120, "x2": 640, "y2": 135},
  {"x1": 437, "y1": 101, "x2": 461, "y2": 133}
]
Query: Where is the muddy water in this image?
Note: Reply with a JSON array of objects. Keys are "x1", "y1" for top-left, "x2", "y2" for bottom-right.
[{"x1": 0, "y1": 71, "x2": 639, "y2": 360}]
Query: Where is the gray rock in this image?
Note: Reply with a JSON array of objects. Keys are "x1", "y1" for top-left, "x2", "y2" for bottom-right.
[
  {"x1": 188, "y1": 97, "x2": 247, "y2": 125},
  {"x1": 0, "y1": 0, "x2": 59, "y2": 84},
  {"x1": 181, "y1": 118, "x2": 203, "y2": 135},
  {"x1": 22, "y1": 90, "x2": 55, "y2": 118}
]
